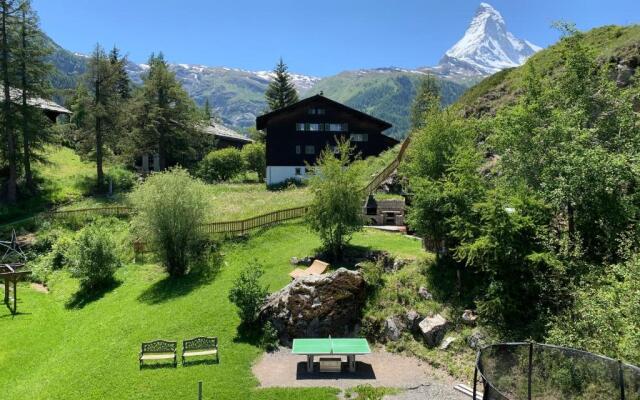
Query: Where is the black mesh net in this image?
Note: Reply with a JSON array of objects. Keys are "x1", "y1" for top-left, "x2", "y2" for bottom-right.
[{"x1": 476, "y1": 343, "x2": 640, "y2": 400}]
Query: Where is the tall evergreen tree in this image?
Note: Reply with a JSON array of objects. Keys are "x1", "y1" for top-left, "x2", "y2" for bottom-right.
[
  {"x1": 411, "y1": 74, "x2": 440, "y2": 130},
  {"x1": 127, "y1": 53, "x2": 208, "y2": 170},
  {"x1": 0, "y1": 0, "x2": 19, "y2": 203},
  {"x1": 264, "y1": 58, "x2": 299, "y2": 111},
  {"x1": 71, "y1": 44, "x2": 120, "y2": 189},
  {"x1": 203, "y1": 97, "x2": 211, "y2": 121},
  {"x1": 16, "y1": 0, "x2": 52, "y2": 193},
  {"x1": 109, "y1": 46, "x2": 130, "y2": 99}
]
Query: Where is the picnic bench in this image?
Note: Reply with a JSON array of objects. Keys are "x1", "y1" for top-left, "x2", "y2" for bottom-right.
[
  {"x1": 139, "y1": 340, "x2": 177, "y2": 368},
  {"x1": 182, "y1": 336, "x2": 219, "y2": 365},
  {"x1": 289, "y1": 259, "x2": 329, "y2": 280}
]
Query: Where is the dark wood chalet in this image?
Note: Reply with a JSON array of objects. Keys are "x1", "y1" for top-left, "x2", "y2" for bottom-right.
[{"x1": 256, "y1": 94, "x2": 398, "y2": 185}]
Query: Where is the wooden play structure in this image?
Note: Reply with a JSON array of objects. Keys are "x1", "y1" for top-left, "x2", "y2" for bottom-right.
[{"x1": 1, "y1": 230, "x2": 30, "y2": 315}]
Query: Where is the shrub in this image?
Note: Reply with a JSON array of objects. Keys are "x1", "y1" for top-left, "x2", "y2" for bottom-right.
[
  {"x1": 130, "y1": 167, "x2": 208, "y2": 277},
  {"x1": 67, "y1": 223, "x2": 121, "y2": 289},
  {"x1": 306, "y1": 139, "x2": 363, "y2": 260},
  {"x1": 228, "y1": 264, "x2": 268, "y2": 325},
  {"x1": 261, "y1": 321, "x2": 279, "y2": 351},
  {"x1": 105, "y1": 166, "x2": 137, "y2": 192},
  {"x1": 198, "y1": 147, "x2": 244, "y2": 182},
  {"x1": 241, "y1": 142, "x2": 266, "y2": 181}
]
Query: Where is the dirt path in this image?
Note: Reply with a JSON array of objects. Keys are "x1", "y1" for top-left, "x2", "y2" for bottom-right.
[{"x1": 252, "y1": 347, "x2": 466, "y2": 399}]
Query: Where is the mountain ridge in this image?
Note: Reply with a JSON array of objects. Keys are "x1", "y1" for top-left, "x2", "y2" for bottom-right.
[{"x1": 44, "y1": 2, "x2": 540, "y2": 138}]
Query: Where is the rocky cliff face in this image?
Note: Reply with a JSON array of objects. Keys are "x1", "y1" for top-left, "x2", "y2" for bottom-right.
[{"x1": 259, "y1": 268, "x2": 366, "y2": 344}]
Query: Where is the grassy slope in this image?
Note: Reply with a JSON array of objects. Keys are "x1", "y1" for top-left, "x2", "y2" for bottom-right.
[
  {"x1": 455, "y1": 25, "x2": 640, "y2": 115},
  {"x1": 0, "y1": 223, "x2": 423, "y2": 400},
  {"x1": 1, "y1": 146, "x2": 109, "y2": 224}
]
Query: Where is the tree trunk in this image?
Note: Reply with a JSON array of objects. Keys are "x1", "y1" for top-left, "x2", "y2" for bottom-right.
[
  {"x1": 95, "y1": 57, "x2": 104, "y2": 190},
  {"x1": 20, "y1": 9, "x2": 33, "y2": 193},
  {"x1": 1, "y1": 0, "x2": 17, "y2": 203}
]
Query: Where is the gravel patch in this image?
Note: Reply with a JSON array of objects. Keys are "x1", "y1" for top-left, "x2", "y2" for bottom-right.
[{"x1": 253, "y1": 347, "x2": 467, "y2": 399}]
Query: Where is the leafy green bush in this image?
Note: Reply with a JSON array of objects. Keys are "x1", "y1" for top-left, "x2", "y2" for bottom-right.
[
  {"x1": 228, "y1": 264, "x2": 268, "y2": 325},
  {"x1": 198, "y1": 147, "x2": 245, "y2": 182},
  {"x1": 241, "y1": 142, "x2": 266, "y2": 181},
  {"x1": 306, "y1": 139, "x2": 363, "y2": 260},
  {"x1": 130, "y1": 168, "x2": 208, "y2": 277},
  {"x1": 105, "y1": 166, "x2": 137, "y2": 192},
  {"x1": 67, "y1": 223, "x2": 121, "y2": 289},
  {"x1": 547, "y1": 257, "x2": 640, "y2": 364},
  {"x1": 260, "y1": 321, "x2": 279, "y2": 351}
]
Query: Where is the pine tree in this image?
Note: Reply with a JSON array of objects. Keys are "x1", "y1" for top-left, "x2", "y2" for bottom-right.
[
  {"x1": 71, "y1": 44, "x2": 120, "y2": 190},
  {"x1": 203, "y1": 97, "x2": 211, "y2": 121},
  {"x1": 0, "y1": 0, "x2": 19, "y2": 203},
  {"x1": 127, "y1": 53, "x2": 207, "y2": 170},
  {"x1": 16, "y1": 0, "x2": 52, "y2": 193},
  {"x1": 109, "y1": 46, "x2": 130, "y2": 99},
  {"x1": 264, "y1": 58, "x2": 299, "y2": 111},
  {"x1": 411, "y1": 74, "x2": 440, "y2": 130}
]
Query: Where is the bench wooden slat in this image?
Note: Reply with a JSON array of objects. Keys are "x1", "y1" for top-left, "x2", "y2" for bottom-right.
[
  {"x1": 141, "y1": 353, "x2": 175, "y2": 360},
  {"x1": 184, "y1": 349, "x2": 217, "y2": 357}
]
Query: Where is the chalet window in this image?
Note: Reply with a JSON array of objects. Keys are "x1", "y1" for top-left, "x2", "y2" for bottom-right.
[
  {"x1": 295, "y1": 167, "x2": 303, "y2": 175},
  {"x1": 307, "y1": 108, "x2": 326, "y2": 115},
  {"x1": 296, "y1": 145, "x2": 301, "y2": 154},
  {"x1": 305, "y1": 145, "x2": 315, "y2": 155},
  {"x1": 326, "y1": 123, "x2": 348, "y2": 132},
  {"x1": 350, "y1": 133, "x2": 369, "y2": 142},
  {"x1": 296, "y1": 123, "x2": 305, "y2": 131},
  {"x1": 308, "y1": 123, "x2": 322, "y2": 131}
]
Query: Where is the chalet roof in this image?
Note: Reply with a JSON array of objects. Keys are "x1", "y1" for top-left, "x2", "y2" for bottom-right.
[
  {"x1": 0, "y1": 85, "x2": 71, "y2": 115},
  {"x1": 200, "y1": 121, "x2": 253, "y2": 144},
  {"x1": 256, "y1": 94, "x2": 393, "y2": 131}
]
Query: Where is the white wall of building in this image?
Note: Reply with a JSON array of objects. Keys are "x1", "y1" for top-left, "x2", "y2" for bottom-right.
[{"x1": 266, "y1": 166, "x2": 307, "y2": 185}]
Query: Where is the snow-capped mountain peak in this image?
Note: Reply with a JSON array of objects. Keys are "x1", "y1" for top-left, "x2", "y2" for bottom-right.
[{"x1": 437, "y1": 2, "x2": 541, "y2": 76}]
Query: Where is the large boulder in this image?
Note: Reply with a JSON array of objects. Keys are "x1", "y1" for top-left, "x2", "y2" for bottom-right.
[
  {"x1": 418, "y1": 314, "x2": 450, "y2": 348},
  {"x1": 259, "y1": 268, "x2": 366, "y2": 344},
  {"x1": 404, "y1": 310, "x2": 422, "y2": 332}
]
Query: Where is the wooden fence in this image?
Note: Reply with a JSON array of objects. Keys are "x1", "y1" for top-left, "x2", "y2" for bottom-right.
[
  {"x1": 361, "y1": 136, "x2": 411, "y2": 195},
  {"x1": 40, "y1": 137, "x2": 412, "y2": 236},
  {"x1": 199, "y1": 206, "x2": 308, "y2": 235},
  {"x1": 47, "y1": 206, "x2": 133, "y2": 219}
]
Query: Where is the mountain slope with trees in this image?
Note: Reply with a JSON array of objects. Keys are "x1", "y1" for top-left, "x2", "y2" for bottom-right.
[{"x1": 455, "y1": 24, "x2": 640, "y2": 117}]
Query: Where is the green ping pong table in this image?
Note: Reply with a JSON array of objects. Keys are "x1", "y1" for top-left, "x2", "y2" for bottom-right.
[{"x1": 292, "y1": 337, "x2": 371, "y2": 373}]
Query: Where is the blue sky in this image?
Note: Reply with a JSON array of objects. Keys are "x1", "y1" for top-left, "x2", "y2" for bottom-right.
[{"x1": 33, "y1": 0, "x2": 639, "y2": 76}]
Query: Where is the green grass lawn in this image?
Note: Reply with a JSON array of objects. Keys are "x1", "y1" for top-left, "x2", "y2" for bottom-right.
[{"x1": 0, "y1": 222, "x2": 424, "y2": 400}]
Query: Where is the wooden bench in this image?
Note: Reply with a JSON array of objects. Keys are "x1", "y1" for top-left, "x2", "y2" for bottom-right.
[
  {"x1": 139, "y1": 340, "x2": 177, "y2": 368},
  {"x1": 289, "y1": 260, "x2": 330, "y2": 280},
  {"x1": 319, "y1": 357, "x2": 342, "y2": 373},
  {"x1": 182, "y1": 336, "x2": 219, "y2": 365}
]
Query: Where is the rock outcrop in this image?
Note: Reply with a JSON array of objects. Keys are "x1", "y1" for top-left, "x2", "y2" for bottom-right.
[{"x1": 259, "y1": 268, "x2": 366, "y2": 344}]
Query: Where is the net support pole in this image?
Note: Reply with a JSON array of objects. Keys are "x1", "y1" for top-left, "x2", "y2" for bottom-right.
[
  {"x1": 619, "y1": 360, "x2": 626, "y2": 400},
  {"x1": 198, "y1": 381, "x2": 203, "y2": 400},
  {"x1": 528, "y1": 342, "x2": 534, "y2": 400}
]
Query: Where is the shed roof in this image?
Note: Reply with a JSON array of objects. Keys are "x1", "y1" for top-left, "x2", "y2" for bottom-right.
[
  {"x1": 200, "y1": 121, "x2": 253, "y2": 144},
  {"x1": 0, "y1": 85, "x2": 71, "y2": 115}
]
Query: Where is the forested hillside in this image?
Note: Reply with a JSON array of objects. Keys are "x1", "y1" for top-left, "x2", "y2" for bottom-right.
[
  {"x1": 456, "y1": 24, "x2": 640, "y2": 116},
  {"x1": 403, "y1": 24, "x2": 640, "y2": 364},
  {"x1": 305, "y1": 69, "x2": 471, "y2": 139}
]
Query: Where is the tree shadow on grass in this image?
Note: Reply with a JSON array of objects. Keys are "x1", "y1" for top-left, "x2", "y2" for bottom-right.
[
  {"x1": 65, "y1": 279, "x2": 122, "y2": 310},
  {"x1": 137, "y1": 258, "x2": 222, "y2": 305},
  {"x1": 233, "y1": 322, "x2": 263, "y2": 347}
]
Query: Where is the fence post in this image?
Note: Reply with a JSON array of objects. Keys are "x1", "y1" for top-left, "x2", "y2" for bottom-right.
[
  {"x1": 473, "y1": 349, "x2": 479, "y2": 400},
  {"x1": 619, "y1": 360, "x2": 626, "y2": 400},
  {"x1": 198, "y1": 381, "x2": 202, "y2": 400},
  {"x1": 528, "y1": 342, "x2": 534, "y2": 400}
]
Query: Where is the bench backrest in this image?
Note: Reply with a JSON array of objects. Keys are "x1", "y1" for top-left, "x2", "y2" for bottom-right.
[
  {"x1": 141, "y1": 340, "x2": 177, "y2": 354},
  {"x1": 183, "y1": 336, "x2": 217, "y2": 351}
]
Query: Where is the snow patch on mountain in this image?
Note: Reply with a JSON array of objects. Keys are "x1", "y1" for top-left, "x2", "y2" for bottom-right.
[{"x1": 436, "y1": 2, "x2": 541, "y2": 76}]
